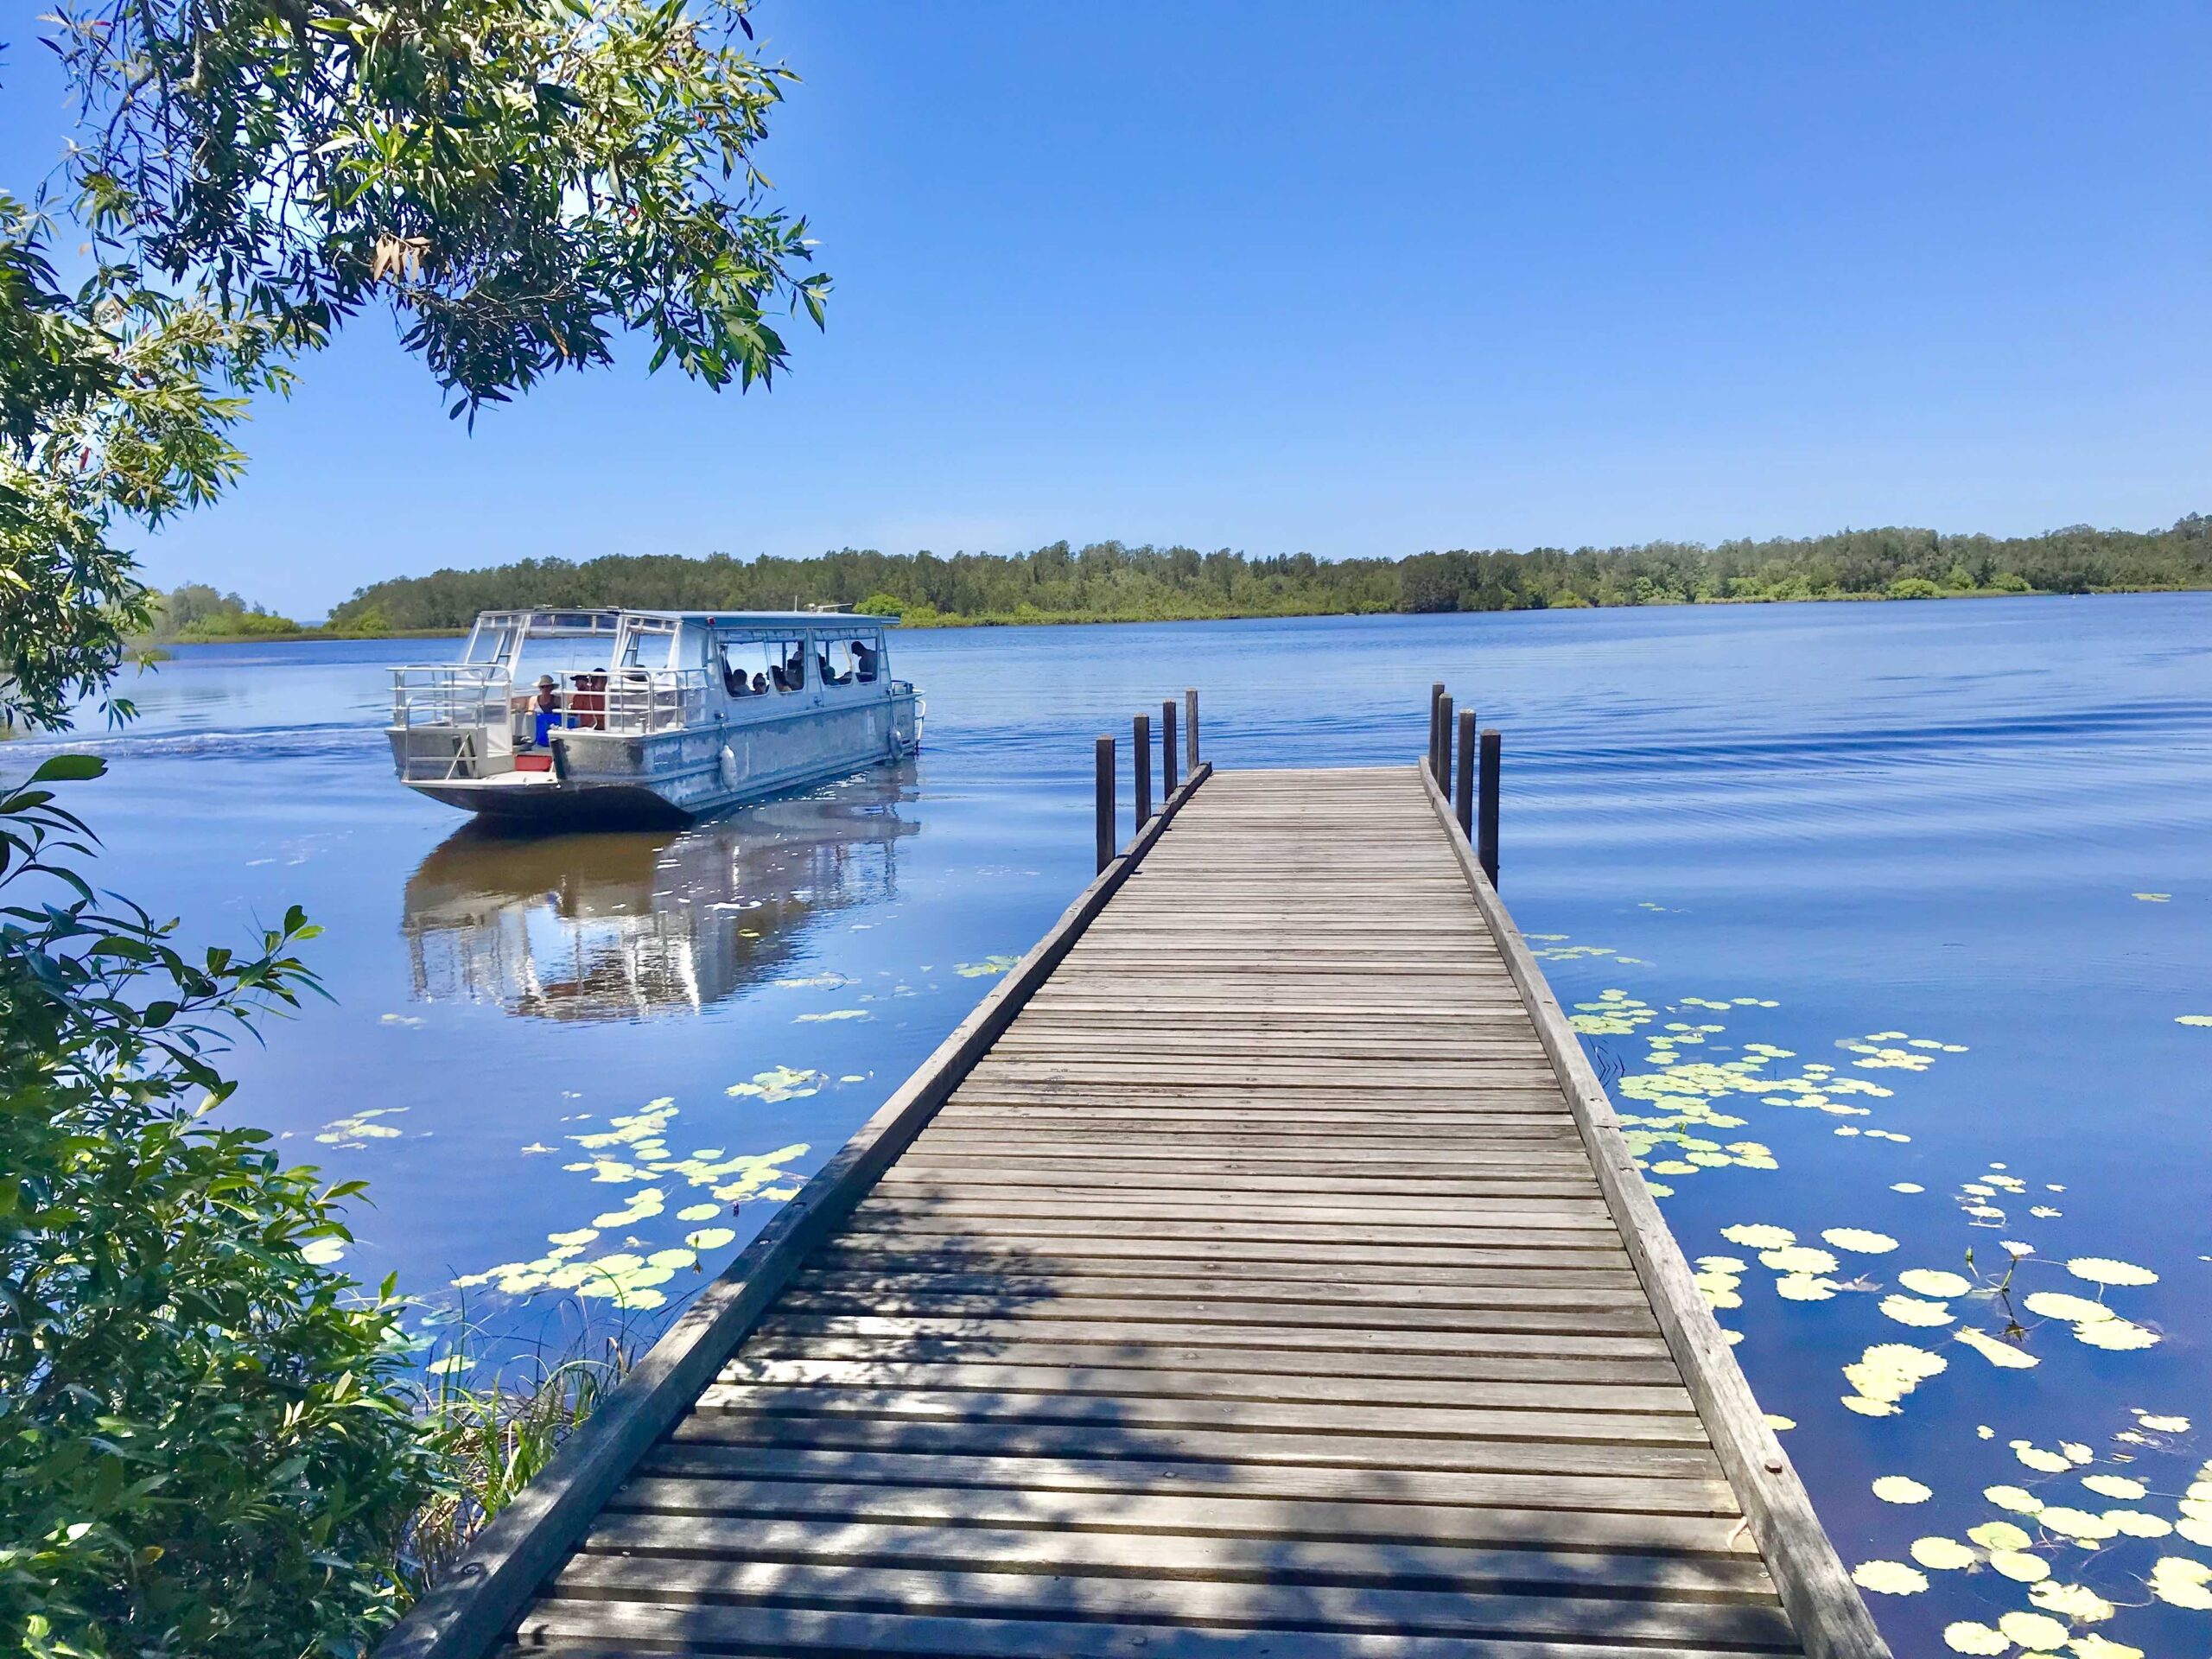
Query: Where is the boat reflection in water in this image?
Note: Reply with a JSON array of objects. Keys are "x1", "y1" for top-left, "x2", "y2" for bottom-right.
[{"x1": 402, "y1": 766, "x2": 920, "y2": 1021}]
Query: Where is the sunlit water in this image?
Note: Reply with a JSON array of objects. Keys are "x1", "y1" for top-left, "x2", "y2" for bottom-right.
[{"x1": 16, "y1": 595, "x2": 2212, "y2": 1656}]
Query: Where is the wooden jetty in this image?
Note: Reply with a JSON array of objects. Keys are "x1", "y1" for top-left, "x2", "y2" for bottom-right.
[{"x1": 384, "y1": 695, "x2": 1888, "y2": 1659}]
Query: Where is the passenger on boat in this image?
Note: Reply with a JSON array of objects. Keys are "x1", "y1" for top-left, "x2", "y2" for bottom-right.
[
  {"x1": 531, "y1": 676, "x2": 563, "y2": 747},
  {"x1": 724, "y1": 661, "x2": 749, "y2": 696},
  {"x1": 819, "y1": 648, "x2": 844, "y2": 685},
  {"x1": 751, "y1": 672, "x2": 768, "y2": 695},
  {"x1": 850, "y1": 639, "x2": 879, "y2": 683}
]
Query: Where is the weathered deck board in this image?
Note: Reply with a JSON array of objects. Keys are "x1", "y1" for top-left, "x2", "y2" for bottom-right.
[{"x1": 385, "y1": 761, "x2": 1885, "y2": 1659}]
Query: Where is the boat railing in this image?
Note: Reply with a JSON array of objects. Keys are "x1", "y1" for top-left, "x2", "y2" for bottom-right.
[
  {"x1": 597, "y1": 667, "x2": 712, "y2": 734},
  {"x1": 391, "y1": 664, "x2": 510, "y2": 733}
]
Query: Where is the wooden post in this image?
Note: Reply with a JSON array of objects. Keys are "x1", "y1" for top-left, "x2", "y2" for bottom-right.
[
  {"x1": 1133, "y1": 714, "x2": 1152, "y2": 825},
  {"x1": 1435, "y1": 694, "x2": 1453, "y2": 790},
  {"x1": 1160, "y1": 700, "x2": 1179, "y2": 795},
  {"x1": 1455, "y1": 708, "x2": 1477, "y2": 838},
  {"x1": 1478, "y1": 728, "x2": 1502, "y2": 887},
  {"x1": 1427, "y1": 683, "x2": 1444, "y2": 779},
  {"x1": 1095, "y1": 735, "x2": 1115, "y2": 873},
  {"x1": 1185, "y1": 688, "x2": 1199, "y2": 771}
]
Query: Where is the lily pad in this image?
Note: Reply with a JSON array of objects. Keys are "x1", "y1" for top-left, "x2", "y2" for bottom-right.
[
  {"x1": 1850, "y1": 1560, "x2": 1928, "y2": 1595},
  {"x1": 1911, "y1": 1535, "x2": 1978, "y2": 1570},
  {"x1": 1994, "y1": 1611, "x2": 2068, "y2": 1652},
  {"x1": 2080, "y1": 1474, "x2": 2145, "y2": 1501},
  {"x1": 1898, "y1": 1268, "x2": 1973, "y2": 1297},
  {"x1": 1942, "y1": 1623, "x2": 2007, "y2": 1656},
  {"x1": 1872, "y1": 1475, "x2": 1932, "y2": 1503},
  {"x1": 2022, "y1": 1292, "x2": 2112, "y2": 1324},
  {"x1": 2149, "y1": 1556, "x2": 2212, "y2": 1610},
  {"x1": 1955, "y1": 1326, "x2": 2039, "y2": 1370},
  {"x1": 2064, "y1": 1256, "x2": 2158, "y2": 1287},
  {"x1": 2074, "y1": 1319, "x2": 2159, "y2": 1351},
  {"x1": 1822, "y1": 1227, "x2": 1899, "y2": 1254},
  {"x1": 1988, "y1": 1550, "x2": 2050, "y2": 1582},
  {"x1": 1880, "y1": 1294, "x2": 1955, "y2": 1328},
  {"x1": 1720, "y1": 1223, "x2": 1796, "y2": 1250}
]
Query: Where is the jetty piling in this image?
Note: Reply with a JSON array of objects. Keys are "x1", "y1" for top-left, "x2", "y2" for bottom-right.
[
  {"x1": 1093, "y1": 734, "x2": 1114, "y2": 873},
  {"x1": 1161, "y1": 699, "x2": 1179, "y2": 795},
  {"x1": 378, "y1": 682, "x2": 1888, "y2": 1659},
  {"x1": 1455, "y1": 705, "x2": 1478, "y2": 837},
  {"x1": 1480, "y1": 725, "x2": 1503, "y2": 886},
  {"x1": 1133, "y1": 713, "x2": 1153, "y2": 825}
]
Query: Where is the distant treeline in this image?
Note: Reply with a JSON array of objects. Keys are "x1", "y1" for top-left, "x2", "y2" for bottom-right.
[{"x1": 324, "y1": 517, "x2": 2212, "y2": 632}]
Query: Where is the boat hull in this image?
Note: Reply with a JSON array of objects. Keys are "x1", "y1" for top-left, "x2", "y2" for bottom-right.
[{"x1": 396, "y1": 690, "x2": 921, "y2": 828}]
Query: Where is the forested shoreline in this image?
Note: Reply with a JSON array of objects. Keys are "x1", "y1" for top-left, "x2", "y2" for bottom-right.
[{"x1": 319, "y1": 517, "x2": 2212, "y2": 632}]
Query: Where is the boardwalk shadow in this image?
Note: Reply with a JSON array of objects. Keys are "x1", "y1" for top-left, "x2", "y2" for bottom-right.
[{"x1": 523, "y1": 1166, "x2": 1795, "y2": 1656}]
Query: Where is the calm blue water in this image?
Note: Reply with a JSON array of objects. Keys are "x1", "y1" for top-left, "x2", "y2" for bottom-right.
[{"x1": 19, "y1": 595, "x2": 2212, "y2": 1655}]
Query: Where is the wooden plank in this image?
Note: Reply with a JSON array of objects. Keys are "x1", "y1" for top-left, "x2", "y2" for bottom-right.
[
  {"x1": 728, "y1": 1335, "x2": 1688, "y2": 1387},
  {"x1": 535, "y1": 1556, "x2": 1800, "y2": 1647},
  {"x1": 602, "y1": 1474, "x2": 1752, "y2": 1554},
  {"x1": 668, "y1": 1414, "x2": 1721, "y2": 1480},
  {"x1": 692, "y1": 1382, "x2": 1707, "y2": 1446},
  {"x1": 505, "y1": 1600, "x2": 1785, "y2": 1659},
  {"x1": 578, "y1": 1509, "x2": 1774, "y2": 1597},
  {"x1": 715, "y1": 1357, "x2": 1694, "y2": 1413},
  {"x1": 786, "y1": 1270, "x2": 1645, "y2": 1313},
  {"x1": 639, "y1": 1440, "x2": 1742, "y2": 1517}
]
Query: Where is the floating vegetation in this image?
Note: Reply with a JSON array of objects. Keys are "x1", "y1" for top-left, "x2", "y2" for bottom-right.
[
  {"x1": 1542, "y1": 930, "x2": 2199, "y2": 1655},
  {"x1": 774, "y1": 972, "x2": 854, "y2": 989},
  {"x1": 1570, "y1": 988, "x2": 1656, "y2": 1037},
  {"x1": 316, "y1": 1106, "x2": 410, "y2": 1147},
  {"x1": 1529, "y1": 939, "x2": 1649, "y2": 965},
  {"x1": 452, "y1": 1094, "x2": 810, "y2": 1311},
  {"x1": 955, "y1": 954, "x2": 1021, "y2": 977},
  {"x1": 2177, "y1": 1014, "x2": 2212, "y2": 1027},
  {"x1": 794, "y1": 1008, "x2": 872, "y2": 1023},
  {"x1": 1852, "y1": 1559, "x2": 1929, "y2": 1595},
  {"x1": 1840, "y1": 1343, "x2": 1948, "y2": 1417},
  {"x1": 726, "y1": 1065, "x2": 828, "y2": 1102},
  {"x1": 1874, "y1": 1475, "x2": 1934, "y2": 1503}
]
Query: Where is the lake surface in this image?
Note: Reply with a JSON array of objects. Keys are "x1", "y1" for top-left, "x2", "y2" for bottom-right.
[{"x1": 17, "y1": 595, "x2": 2212, "y2": 1656}]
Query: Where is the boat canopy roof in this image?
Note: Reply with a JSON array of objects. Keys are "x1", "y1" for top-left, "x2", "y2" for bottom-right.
[{"x1": 471, "y1": 607, "x2": 898, "y2": 633}]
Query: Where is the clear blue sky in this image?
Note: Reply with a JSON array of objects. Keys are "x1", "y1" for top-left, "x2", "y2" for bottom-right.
[{"x1": 4, "y1": 3, "x2": 2208, "y2": 619}]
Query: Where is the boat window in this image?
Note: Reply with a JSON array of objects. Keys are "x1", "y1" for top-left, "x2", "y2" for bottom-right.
[
  {"x1": 618, "y1": 620, "x2": 677, "y2": 669},
  {"x1": 465, "y1": 621, "x2": 517, "y2": 664},
  {"x1": 819, "y1": 637, "x2": 873, "y2": 687},
  {"x1": 675, "y1": 621, "x2": 715, "y2": 671},
  {"x1": 512, "y1": 635, "x2": 616, "y2": 687},
  {"x1": 771, "y1": 637, "x2": 809, "y2": 692},
  {"x1": 717, "y1": 638, "x2": 779, "y2": 697}
]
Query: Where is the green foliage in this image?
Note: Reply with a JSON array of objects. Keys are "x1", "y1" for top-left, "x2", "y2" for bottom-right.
[
  {"x1": 139, "y1": 585, "x2": 307, "y2": 642},
  {"x1": 326, "y1": 518, "x2": 2212, "y2": 631},
  {"x1": 3, "y1": 3, "x2": 830, "y2": 1649},
  {"x1": 405, "y1": 1338, "x2": 631, "y2": 1588},
  {"x1": 0, "y1": 760, "x2": 441, "y2": 1659},
  {"x1": 174, "y1": 610, "x2": 306, "y2": 641},
  {"x1": 0, "y1": 196, "x2": 289, "y2": 729},
  {"x1": 49, "y1": 0, "x2": 829, "y2": 416},
  {"x1": 148, "y1": 584, "x2": 252, "y2": 639}
]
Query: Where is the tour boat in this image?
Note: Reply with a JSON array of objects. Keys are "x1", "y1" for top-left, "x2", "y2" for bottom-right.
[{"x1": 389, "y1": 609, "x2": 921, "y2": 825}]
